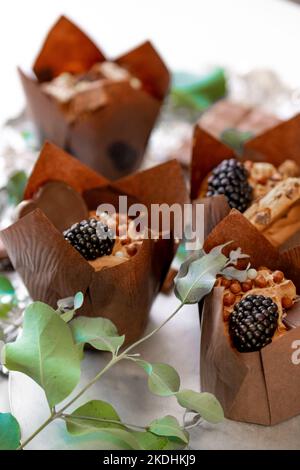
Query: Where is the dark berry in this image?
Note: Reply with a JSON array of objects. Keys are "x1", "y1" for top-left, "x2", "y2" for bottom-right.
[
  {"x1": 229, "y1": 294, "x2": 278, "y2": 352},
  {"x1": 63, "y1": 218, "x2": 115, "y2": 261},
  {"x1": 206, "y1": 158, "x2": 253, "y2": 212}
]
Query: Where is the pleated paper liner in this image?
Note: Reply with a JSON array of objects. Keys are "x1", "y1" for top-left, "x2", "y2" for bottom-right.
[
  {"x1": 190, "y1": 113, "x2": 300, "y2": 200},
  {"x1": 200, "y1": 209, "x2": 300, "y2": 424},
  {"x1": 0, "y1": 143, "x2": 188, "y2": 345},
  {"x1": 20, "y1": 15, "x2": 170, "y2": 179}
]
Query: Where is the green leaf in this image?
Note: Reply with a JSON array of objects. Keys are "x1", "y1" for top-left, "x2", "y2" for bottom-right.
[
  {"x1": 0, "y1": 276, "x2": 15, "y2": 296},
  {"x1": 147, "y1": 363, "x2": 180, "y2": 397},
  {"x1": 57, "y1": 292, "x2": 84, "y2": 323},
  {"x1": 134, "y1": 360, "x2": 180, "y2": 396},
  {"x1": 149, "y1": 415, "x2": 189, "y2": 444},
  {"x1": 4, "y1": 302, "x2": 81, "y2": 408},
  {"x1": 132, "y1": 431, "x2": 186, "y2": 450},
  {"x1": 60, "y1": 310, "x2": 76, "y2": 323},
  {"x1": 66, "y1": 400, "x2": 124, "y2": 435},
  {"x1": 70, "y1": 316, "x2": 125, "y2": 354},
  {"x1": 133, "y1": 359, "x2": 153, "y2": 375},
  {"x1": 6, "y1": 171, "x2": 27, "y2": 205},
  {"x1": 175, "y1": 245, "x2": 229, "y2": 304},
  {"x1": 0, "y1": 413, "x2": 21, "y2": 450},
  {"x1": 94, "y1": 429, "x2": 142, "y2": 450},
  {"x1": 176, "y1": 390, "x2": 224, "y2": 423},
  {"x1": 74, "y1": 292, "x2": 84, "y2": 310},
  {"x1": 171, "y1": 68, "x2": 227, "y2": 111}
]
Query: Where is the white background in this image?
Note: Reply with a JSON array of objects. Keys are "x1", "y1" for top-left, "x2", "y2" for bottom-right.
[{"x1": 0, "y1": 0, "x2": 300, "y2": 124}]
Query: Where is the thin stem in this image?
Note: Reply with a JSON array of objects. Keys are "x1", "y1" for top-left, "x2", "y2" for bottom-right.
[
  {"x1": 122, "y1": 302, "x2": 183, "y2": 356},
  {"x1": 17, "y1": 412, "x2": 55, "y2": 450},
  {"x1": 56, "y1": 356, "x2": 119, "y2": 416},
  {"x1": 61, "y1": 414, "x2": 146, "y2": 431}
]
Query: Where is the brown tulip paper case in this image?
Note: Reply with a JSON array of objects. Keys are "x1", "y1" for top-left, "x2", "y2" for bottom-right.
[
  {"x1": 19, "y1": 16, "x2": 170, "y2": 179},
  {"x1": 0, "y1": 143, "x2": 188, "y2": 345},
  {"x1": 191, "y1": 113, "x2": 300, "y2": 200},
  {"x1": 190, "y1": 113, "x2": 300, "y2": 251},
  {"x1": 200, "y1": 209, "x2": 300, "y2": 425}
]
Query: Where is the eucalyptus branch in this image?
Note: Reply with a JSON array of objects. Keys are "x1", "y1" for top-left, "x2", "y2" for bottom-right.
[{"x1": 16, "y1": 301, "x2": 186, "y2": 449}]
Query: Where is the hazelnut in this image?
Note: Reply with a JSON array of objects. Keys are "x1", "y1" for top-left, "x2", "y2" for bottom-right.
[
  {"x1": 126, "y1": 242, "x2": 142, "y2": 257},
  {"x1": 126, "y1": 243, "x2": 138, "y2": 257},
  {"x1": 241, "y1": 280, "x2": 253, "y2": 292},
  {"x1": 221, "y1": 277, "x2": 231, "y2": 288},
  {"x1": 272, "y1": 270, "x2": 284, "y2": 283},
  {"x1": 282, "y1": 297, "x2": 293, "y2": 310},
  {"x1": 223, "y1": 292, "x2": 235, "y2": 307},
  {"x1": 230, "y1": 282, "x2": 241, "y2": 294},
  {"x1": 254, "y1": 275, "x2": 268, "y2": 288}
]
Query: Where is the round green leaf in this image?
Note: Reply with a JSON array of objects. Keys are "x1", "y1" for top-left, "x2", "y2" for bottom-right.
[
  {"x1": 175, "y1": 248, "x2": 228, "y2": 304},
  {"x1": 93, "y1": 429, "x2": 142, "y2": 450},
  {"x1": 176, "y1": 390, "x2": 224, "y2": 423},
  {"x1": 66, "y1": 400, "x2": 124, "y2": 436},
  {"x1": 0, "y1": 276, "x2": 15, "y2": 296},
  {"x1": 149, "y1": 415, "x2": 189, "y2": 444},
  {"x1": 132, "y1": 431, "x2": 186, "y2": 450},
  {"x1": 4, "y1": 302, "x2": 81, "y2": 408},
  {"x1": 0, "y1": 413, "x2": 21, "y2": 450},
  {"x1": 74, "y1": 292, "x2": 84, "y2": 310},
  {"x1": 147, "y1": 363, "x2": 180, "y2": 396},
  {"x1": 70, "y1": 316, "x2": 124, "y2": 353}
]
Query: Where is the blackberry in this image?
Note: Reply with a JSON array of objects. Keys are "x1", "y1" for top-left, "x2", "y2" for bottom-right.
[
  {"x1": 206, "y1": 158, "x2": 253, "y2": 212},
  {"x1": 63, "y1": 218, "x2": 115, "y2": 261},
  {"x1": 229, "y1": 294, "x2": 279, "y2": 352}
]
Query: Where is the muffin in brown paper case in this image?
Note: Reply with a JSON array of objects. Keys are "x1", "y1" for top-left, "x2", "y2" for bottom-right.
[
  {"x1": 190, "y1": 114, "x2": 300, "y2": 250},
  {"x1": 0, "y1": 142, "x2": 188, "y2": 345},
  {"x1": 19, "y1": 16, "x2": 170, "y2": 179},
  {"x1": 200, "y1": 209, "x2": 300, "y2": 425}
]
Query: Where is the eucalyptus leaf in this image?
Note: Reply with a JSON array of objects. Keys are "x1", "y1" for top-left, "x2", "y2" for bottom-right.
[
  {"x1": 6, "y1": 171, "x2": 27, "y2": 206},
  {"x1": 149, "y1": 415, "x2": 189, "y2": 444},
  {"x1": 60, "y1": 310, "x2": 76, "y2": 323},
  {"x1": 0, "y1": 276, "x2": 15, "y2": 296},
  {"x1": 74, "y1": 292, "x2": 84, "y2": 310},
  {"x1": 70, "y1": 316, "x2": 125, "y2": 354},
  {"x1": 57, "y1": 292, "x2": 84, "y2": 323},
  {"x1": 175, "y1": 246, "x2": 228, "y2": 304},
  {"x1": 0, "y1": 413, "x2": 21, "y2": 450},
  {"x1": 131, "y1": 431, "x2": 169, "y2": 450},
  {"x1": 66, "y1": 400, "x2": 124, "y2": 435},
  {"x1": 4, "y1": 302, "x2": 81, "y2": 408},
  {"x1": 147, "y1": 363, "x2": 180, "y2": 397},
  {"x1": 176, "y1": 390, "x2": 224, "y2": 423},
  {"x1": 133, "y1": 359, "x2": 153, "y2": 375}
]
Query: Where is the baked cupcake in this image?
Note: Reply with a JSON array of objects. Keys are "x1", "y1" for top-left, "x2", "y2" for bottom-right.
[
  {"x1": 191, "y1": 114, "x2": 300, "y2": 248},
  {"x1": 19, "y1": 16, "x2": 170, "y2": 179},
  {"x1": 1, "y1": 143, "x2": 187, "y2": 344}
]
